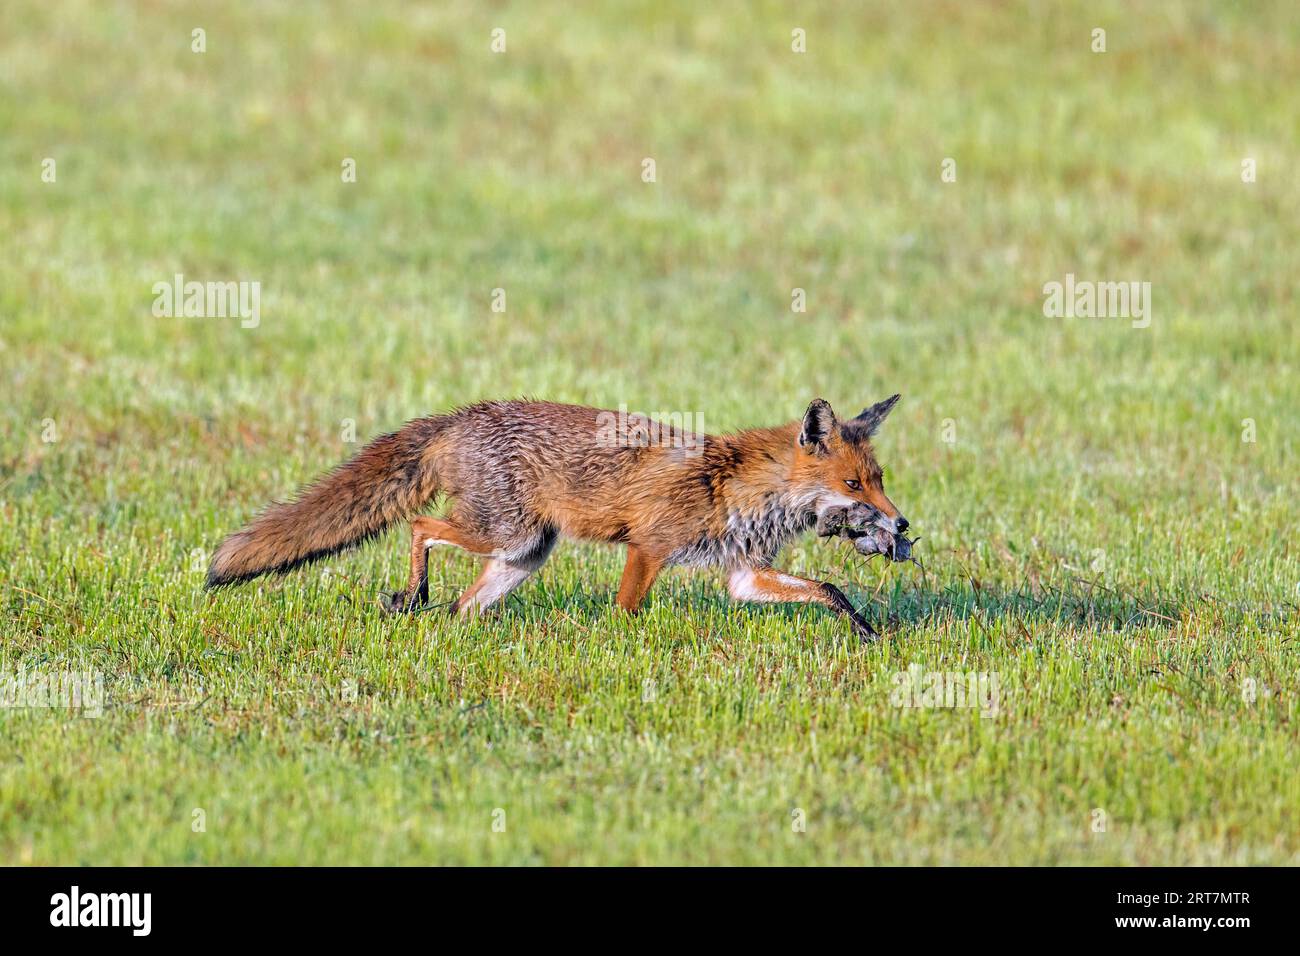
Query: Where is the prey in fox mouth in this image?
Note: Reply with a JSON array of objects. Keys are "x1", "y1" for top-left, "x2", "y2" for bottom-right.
[{"x1": 816, "y1": 504, "x2": 918, "y2": 563}]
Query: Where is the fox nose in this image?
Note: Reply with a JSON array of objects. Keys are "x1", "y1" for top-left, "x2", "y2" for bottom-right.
[{"x1": 896, "y1": 517, "x2": 909, "y2": 534}]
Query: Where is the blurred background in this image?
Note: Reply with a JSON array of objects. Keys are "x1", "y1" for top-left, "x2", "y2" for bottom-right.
[
  {"x1": 0, "y1": 1, "x2": 1297, "y2": 864},
  {"x1": 3, "y1": 2, "x2": 1295, "y2": 573}
]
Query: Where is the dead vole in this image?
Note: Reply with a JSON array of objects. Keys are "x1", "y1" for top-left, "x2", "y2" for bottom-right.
[{"x1": 816, "y1": 504, "x2": 917, "y2": 563}]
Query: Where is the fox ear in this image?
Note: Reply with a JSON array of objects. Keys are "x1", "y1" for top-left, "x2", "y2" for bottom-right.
[
  {"x1": 851, "y1": 394, "x2": 900, "y2": 437},
  {"x1": 799, "y1": 398, "x2": 838, "y2": 451}
]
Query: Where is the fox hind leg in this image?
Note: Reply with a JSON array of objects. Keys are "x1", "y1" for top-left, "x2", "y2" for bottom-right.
[
  {"x1": 452, "y1": 529, "x2": 557, "y2": 617},
  {"x1": 382, "y1": 516, "x2": 501, "y2": 614},
  {"x1": 450, "y1": 559, "x2": 535, "y2": 616}
]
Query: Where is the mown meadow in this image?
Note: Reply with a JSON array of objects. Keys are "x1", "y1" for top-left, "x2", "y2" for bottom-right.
[{"x1": 1, "y1": 1, "x2": 1296, "y2": 863}]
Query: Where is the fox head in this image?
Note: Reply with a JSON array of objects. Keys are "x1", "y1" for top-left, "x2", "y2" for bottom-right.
[{"x1": 791, "y1": 396, "x2": 908, "y2": 534}]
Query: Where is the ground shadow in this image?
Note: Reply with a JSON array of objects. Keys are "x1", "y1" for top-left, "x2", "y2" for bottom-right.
[{"x1": 463, "y1": 572, "x2": 1292, "y2": 638}]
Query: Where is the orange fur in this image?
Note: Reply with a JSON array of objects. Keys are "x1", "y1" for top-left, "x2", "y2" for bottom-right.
[{"x1": 208, "y1": 397, "x2": 907, "y2": 641}]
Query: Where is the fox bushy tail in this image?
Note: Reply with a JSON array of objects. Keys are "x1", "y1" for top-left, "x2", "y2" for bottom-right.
[{"x1": 205, "y1": 417, "x2": 446, "y2": 588}]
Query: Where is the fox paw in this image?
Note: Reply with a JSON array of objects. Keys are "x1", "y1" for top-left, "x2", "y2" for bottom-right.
[
  {"x1": 819, "y1": 582, "x2": 879, "y2": 643},
  {"x1": 379, "y1": 590, "x2": 420, "y2": 614},
  {"x1": 849, "y1": 611, "x2": 880, "y2": 644}
]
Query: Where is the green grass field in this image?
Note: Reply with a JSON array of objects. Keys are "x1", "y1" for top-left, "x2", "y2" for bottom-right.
[{"x1": 2, "y1": 1, "x2": 1297, "y2": 865}]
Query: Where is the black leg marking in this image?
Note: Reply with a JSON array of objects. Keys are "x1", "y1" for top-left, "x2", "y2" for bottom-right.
[{"x1": 820, "y1": 582, "x2": 879, "y2": 642}]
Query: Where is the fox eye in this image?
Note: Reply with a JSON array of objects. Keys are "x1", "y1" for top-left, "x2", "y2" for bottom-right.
[{"x1": 844, "y1": 479, "x2": 861, "y2": 491}]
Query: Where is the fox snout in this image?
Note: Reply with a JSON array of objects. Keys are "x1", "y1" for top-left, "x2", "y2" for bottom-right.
[{"x1": 882, "y1": 514, "x2": 909, "y2": 534}]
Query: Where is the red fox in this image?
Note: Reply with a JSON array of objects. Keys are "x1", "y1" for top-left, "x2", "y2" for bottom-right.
[{"x1": 206, "y1": 397, "x2": 909, "y2": 640}]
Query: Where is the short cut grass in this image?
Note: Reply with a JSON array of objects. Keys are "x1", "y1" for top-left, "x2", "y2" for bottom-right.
[{"x1": 1, "y1": 0, "x2": 1297, "y2": 864}]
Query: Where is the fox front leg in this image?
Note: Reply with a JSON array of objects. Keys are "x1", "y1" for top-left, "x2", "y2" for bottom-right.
[
  {"x1": 727, "y1": 566, "x2": 878, "y2": 642},
  {"x1": 615, "y1": 545, "x2": 666, "y2": 614}
]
